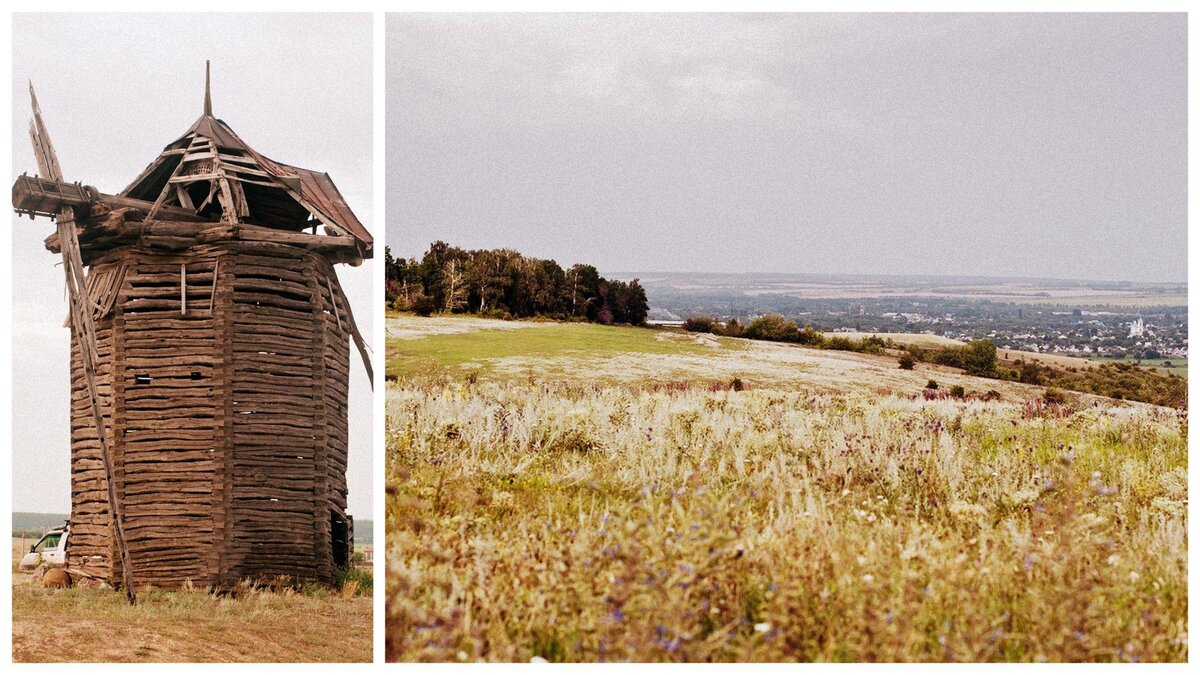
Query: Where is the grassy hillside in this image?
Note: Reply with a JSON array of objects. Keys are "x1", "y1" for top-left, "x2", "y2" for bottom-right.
[
  {"x1": 385, "y1": 314, "x2": 1187, "y2": 662},
  {"x1": 1091, "y1": 356, "x2": 1188, "y2": 379},
  {"x1": 387, "y1": 315, "x2": 1054, "y2": 401}
]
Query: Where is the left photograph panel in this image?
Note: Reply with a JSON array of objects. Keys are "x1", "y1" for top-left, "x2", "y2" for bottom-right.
[{"x1": 11, "y1": 12, "x2": 375, "y2": 663}]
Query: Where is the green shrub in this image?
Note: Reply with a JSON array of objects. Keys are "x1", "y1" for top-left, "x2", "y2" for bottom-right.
[
  {"x1": 1043, "y1": 387, "x2": 1068, "y2": 405},
  {"x1": 898, "y1": 353, "x2": 915, "y2": 370},
  {"x1": 411, "y1": 293, "x2": 436, "y2": 317},
  {"x1": 796, "y1": 325, "x2": 825, "y2": 346},
  {"x1": 683, "y1": 316, "x2": 719, "y2": 334},
  {"x1": 1017, "y1": 360, "x2": 1044, "y2": 385},
  {"x1": 825, "y1": 336, "x2": 856, "y2": 351},
  {"x1": 722, "y1": 317, "x2": 744, "y2": 338},
  {"x1": 745, "y1": 314, "x2": 800, "y2": 343},
  {"x1": 334, "y1": 565, "x2": 373, "y2": 598}
]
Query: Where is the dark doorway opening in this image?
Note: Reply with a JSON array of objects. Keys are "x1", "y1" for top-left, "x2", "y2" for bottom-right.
[{"x1": 331, "y1": 513, "x2": 350, "y2": 568}]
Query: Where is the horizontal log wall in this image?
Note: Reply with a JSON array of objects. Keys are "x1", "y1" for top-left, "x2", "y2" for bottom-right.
[
  {"x1": 319, "y1": 260, "x2": 352, "y2": 571},
  {"x1": 66, "y1": 299, "x2": 117, "y2": 583},
  {"x1": 119, "y1": 254, "x2": 223, "y2": 587},
  {"x1": 68, "y1": 240, "x2": 353, "y2": 588},
  {"x1": 228, "y1": 246, "x2": 323, "y2": 582}
]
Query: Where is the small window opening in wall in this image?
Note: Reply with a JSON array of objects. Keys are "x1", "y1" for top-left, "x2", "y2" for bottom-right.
[
  {"x1": 135, "y1": 374, "x2": 152, "y2": 385},
  {"x1": 190, "y1": 371, "x2": 202, "y2": 380}
]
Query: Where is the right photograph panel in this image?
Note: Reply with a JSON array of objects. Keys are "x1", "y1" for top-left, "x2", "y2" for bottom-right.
[{"x1": 384, "y1": 13, "x2": 1187, "y2": 663}]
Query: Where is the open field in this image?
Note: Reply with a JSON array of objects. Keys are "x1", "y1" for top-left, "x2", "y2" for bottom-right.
[
  {"x1": 13, "y1": 538, "x2": 372, "y2": 662},
  {"x1": 387, "y1": 316, "x2": 725, "y2": 381},
  {"x1": 387, "y1": 315, "x2": 1078, "y2": 402},
  {"x1": 832, "y1": 332, "x2": 965, "y2": 349},
  {"x1": 638, "y1": 274, "x2": 1188, "y2": 308},
  {"x1": 385, "y1": 315, "x2": 1187, "y2": 662},
  {"x1": 1007, "y1": 293, "x2": 1188, "y2": 308},
  {"x1": 1091, "y1": 357, "x2": 1188, "y2": 379}
]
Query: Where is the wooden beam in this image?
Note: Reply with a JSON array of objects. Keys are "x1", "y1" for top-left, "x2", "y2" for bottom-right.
[
  {"x1": 327, "y1": 269, "x2": 373, "y2": 389},
  {"x1": 43, "y1": 217, "x2": 363, "y2": 265},
  {"x1": 12, "y1": 174, "x2": 206, "y2": 222},
  {"x1": 147, "y1": 135, "x2": 206, "y2": 220}
]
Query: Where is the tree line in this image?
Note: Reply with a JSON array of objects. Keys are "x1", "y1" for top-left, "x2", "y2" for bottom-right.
[{"x1": 385, "y1": 242, "x2": 649, "y2": 325}]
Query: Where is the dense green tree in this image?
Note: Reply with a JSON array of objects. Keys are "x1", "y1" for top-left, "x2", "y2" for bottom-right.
[
  {"x1": 962, "y1": 339, "x2": 998, "y2": 377},
  {"x1": 566, "y1": 264, "x2": 601, "y2": 320}
]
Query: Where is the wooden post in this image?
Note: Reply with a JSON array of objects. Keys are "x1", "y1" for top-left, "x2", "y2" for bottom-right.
[
  {"x1": 181, "y1": 263, "x2": 188, "y2": 315},
  {"x1": 329, "y1": 271, "x2": 372, "y2": 388},
  {"x1": 326, "y1": 276, "x2": 343, "y2": 331}
]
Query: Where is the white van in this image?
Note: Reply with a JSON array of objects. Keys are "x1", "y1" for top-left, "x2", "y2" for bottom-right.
[{"x1": 19, "y1": 527, "x2": 68, "y2": 571}]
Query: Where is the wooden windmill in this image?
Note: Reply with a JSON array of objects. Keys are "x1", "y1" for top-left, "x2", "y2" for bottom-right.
[{"x1": 14, "y1": 63, "x2": 373, "y2": 594}]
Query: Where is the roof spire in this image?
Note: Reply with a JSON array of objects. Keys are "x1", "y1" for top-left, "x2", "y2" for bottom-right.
[{"x1": 203, "y1": 60, "x2": 212, "y2": 116}]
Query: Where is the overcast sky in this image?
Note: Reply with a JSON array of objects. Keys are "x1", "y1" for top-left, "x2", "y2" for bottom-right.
[
  {"x1": 11, "y1": 13, "x2": 374, "y2": 516},
  {"x1": 387, "y1": 13, "x2": 1186, "y2": 284}
]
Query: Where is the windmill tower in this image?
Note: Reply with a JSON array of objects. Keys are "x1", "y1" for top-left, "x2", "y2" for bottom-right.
[{"x1": 13, "y1": 64, "x2": 373, "y2": 592}]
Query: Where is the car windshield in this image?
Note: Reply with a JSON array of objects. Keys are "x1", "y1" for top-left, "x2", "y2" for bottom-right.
[{"x1": 34, "y1": 533, "x2": 61, "y2": 553}]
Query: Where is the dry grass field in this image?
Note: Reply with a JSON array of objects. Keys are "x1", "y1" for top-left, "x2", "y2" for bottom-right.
[
  {"x1": 12, "y1": 583, "x2": 372, "y2": 662},
  {"x1": 385, "y1": 314, "x2": 1187, "y2": 663},
  {"x1": 11, "y1": 539, "x2": 373, "y2": 662}
]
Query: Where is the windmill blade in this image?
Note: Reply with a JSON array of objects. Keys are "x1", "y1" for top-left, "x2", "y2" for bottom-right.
[
  {"x1": 29, "y1": 82, "x2": 64, "y2": 181},
  {"x1": 29, "y1": 120, "x2": 50, "y2": 178},
  {"x1": 28, "y1": 81, "x2": 138, "y2": 603}
]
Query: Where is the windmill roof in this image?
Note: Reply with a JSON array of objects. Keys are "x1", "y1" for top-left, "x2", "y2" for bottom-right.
[{"x1": 119, "y1": 66, "x2": 371, "y2": 259}]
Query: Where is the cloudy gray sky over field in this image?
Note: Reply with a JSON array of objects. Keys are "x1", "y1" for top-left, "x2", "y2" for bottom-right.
[
  {"x1": 388, "y1": 13, "x2": 1186, "y2": 283},
  {"x1": 11, "y1": 13, "x2": 374, "y2": 516}
]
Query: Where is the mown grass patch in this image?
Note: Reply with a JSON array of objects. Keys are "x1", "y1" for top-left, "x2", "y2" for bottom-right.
[{"x1": 386, "y1": 319, "x2": 735, "y2": 380}]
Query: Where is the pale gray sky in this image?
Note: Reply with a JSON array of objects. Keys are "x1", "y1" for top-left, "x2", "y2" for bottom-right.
[
  {"x1": 11, "y1": 13, "x2": 374, "y2": 516},
  {"x1": 387, "y1": 13, "x2": 1186, "y2": 283}
]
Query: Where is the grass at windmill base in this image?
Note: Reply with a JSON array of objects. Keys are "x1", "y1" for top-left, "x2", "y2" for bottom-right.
[
  {"x1": 385, "y1": 314, "x2": 1187, "y2": 662},
  {"x1": 11, "y1": 542, "x2": 373, "y2": 663}
]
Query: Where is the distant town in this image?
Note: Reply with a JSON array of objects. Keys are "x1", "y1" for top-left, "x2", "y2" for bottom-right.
[{"x1": 635, "y1": 273, "x2": 1188, "y2": 363}]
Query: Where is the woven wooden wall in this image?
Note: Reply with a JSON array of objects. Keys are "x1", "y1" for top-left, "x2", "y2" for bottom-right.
[{"x1": 67, "y1": 241, "x2": 353, "y2": 588}]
